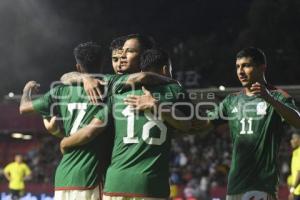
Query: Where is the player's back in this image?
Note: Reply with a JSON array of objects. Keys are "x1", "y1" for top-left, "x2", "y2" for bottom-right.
[
  {"x1": 59, "y1": 84, "x2": 111, "y2": 189},
  {"x1": 33, "y1": 83, "x2": 112, "y2": 189},
  {"x1": 103, "y1": 83, "x2": 189, "y2": 198}
]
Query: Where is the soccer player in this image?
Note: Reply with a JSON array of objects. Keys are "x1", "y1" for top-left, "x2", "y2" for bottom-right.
[
  {"x1": 288, "y1": 132, "x2": 300, "y2": 200},
  {"x1": 19, "y1": 42, "x2": 115, "y2": 200},
  {"x1": 59, "y1": 48, "x2": 192, "y2": 200},
  {"x1": 208, "y1": 47, "x2": 300, "y2": 200},
  {"x1": 4, "y1": 154, "x2": 31, "y2": 200}
]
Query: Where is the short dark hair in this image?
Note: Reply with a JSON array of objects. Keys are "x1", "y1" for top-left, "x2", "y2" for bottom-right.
[
  {"x1": 140, "y1": 49, "x2": 170, "y2": 71},
  {"x1": 125, "y1": 34, "x2": 156, "y2": 52},
  {"x1": 109, "y1": 36, "x2": 126, "y2": 52},
  {"x1": 73, "y1": 42, "x2": 103, "y2": 73},
  {"x1": 236, "y1": 47, "x2": 267, "y2": 65}
]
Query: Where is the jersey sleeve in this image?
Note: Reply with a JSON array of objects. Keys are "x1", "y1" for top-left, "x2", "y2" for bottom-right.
[
  {"x1": 3, "y1": 164, "x2": 11, "y2": 174},
  {"x1": 104, "y1": 74, "x2": 129, "y2": 97},
  {"x1": 276, "y1": 91, "x2": 299, "y2": 122},
  {"x1": 102, "y1": 74, "x2": 114, "y2": 83},
  {"x1": 278, "y1": 93, "x2": 298, "y2": 111},
  {"x1": 94, "y1": 97, "x2": 112, "y2": 123},
  {"x1": 32, "y1": 87, "x2": 60, "y2": 117}
]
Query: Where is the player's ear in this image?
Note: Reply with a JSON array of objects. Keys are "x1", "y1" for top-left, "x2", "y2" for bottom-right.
[
  {"x1": 163, "y1": 65, "x2": 172, "y2": 78},
  {"x1": 76, "y1": 64, "x2": 84, "y2": 73},
  {"x1": 162, "y1": 65, "x2": 168, "y2": 75}
]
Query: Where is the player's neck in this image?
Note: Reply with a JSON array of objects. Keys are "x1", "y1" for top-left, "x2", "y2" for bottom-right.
[{"x1": 244, "y1": 87, "x2": 254, "y2": 96}]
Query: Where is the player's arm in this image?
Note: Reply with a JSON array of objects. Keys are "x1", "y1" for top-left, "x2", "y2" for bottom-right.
[
  {"x1": 125, "y1": 72, "x2": 176, "y2": 86},
  {"x1": 291, "y1": 171, "x2": 300, "y2": 193},
  {"x1": 19, "y1": 81, "x2": 40, "y2": 114},
  {"x1": 61, "y1": 72, "x2": 175, "y2": 104},
  {"x1": 251, "y1": 82, "x2": 300, "y2": 128},
  {"x1": 60, "y1": 72, "x2": 106, "y2": 104},
  {"x1": 60, "y1": 118, "x2": 106, "y2": 153},
  {"x1": 4, "y1": 172, "x2": 10, "y2": 181},
  {"x1": 43, "y1": 116, "x2": 64, "y2": 138},
  {"x1": 24, "y1": 164, "x2": 32, "y2": 181},
  {"x1": 160, "y1": 104, "x2": 192, "y2": 132},
  {"x1": 3, "y1": 167, "x2": 11, "y2": 181},
  {"x1": 269, "y1": 99, "x2": 300, "y2": 128},
  {"x1": 190, "y1": 102, "x2": 230, "y2": 138},
  {"x1": 60, "y1": 71, "x2": 91, "y2": 85},
  {"x1": 289, "y1": 170, "x2": 300, "y2": 199},
  {"x1": 124, "y1": 87, "x2": 191, "y2": 132},
  {"x1": 61, "y1": 71, "x2": 175, "y2": 86}
]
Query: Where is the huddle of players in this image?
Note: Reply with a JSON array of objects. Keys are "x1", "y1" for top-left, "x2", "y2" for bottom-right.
[
  {"x1": 19, "y1": 33, "x2": 300, "y2": 200},
  {"x1": 20, "y1": 34, "x2": 191, "y2": 200}
]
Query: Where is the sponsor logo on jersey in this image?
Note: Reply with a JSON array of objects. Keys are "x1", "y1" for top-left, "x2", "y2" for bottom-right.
[{"x1": 232, "y1": 107, "x2": 238, "y2": 113}]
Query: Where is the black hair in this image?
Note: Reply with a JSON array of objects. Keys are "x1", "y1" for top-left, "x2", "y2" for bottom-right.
[
  {"x1": 109, "y1": 36, "x2": 126, "y2": 52},
  {"x1": 140, "y1": 49, "x2": 170, "y2": 71},
  {"x1": 125, "y1": 33, "x2": 156, "y2": 52},
  {"x1": 236, "y1": 47, "x2": 266, "y2": 65},
  {"x1": 73, "y1": 42, "x2": 103, "y2": 73}
]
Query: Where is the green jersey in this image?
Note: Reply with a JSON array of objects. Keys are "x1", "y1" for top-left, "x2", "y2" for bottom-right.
[
  {"x1": 96, "y1": 80, "x2": 190, "y2": 198},
  {"x1": 210, "y1": 88, "x2": 298, "y2": 195},
  {"x1": 32, "y1": 74, "x2": 120, "y2": 190}
]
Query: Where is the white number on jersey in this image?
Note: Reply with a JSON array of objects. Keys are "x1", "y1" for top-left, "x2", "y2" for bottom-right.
[
  {"x1": 240, "y1": 117, "x2": 253, "y2": 134},
  {"x1": 67, "y1": 103, "x2": 87, "y2": 135},
  {"x1": 122, "y1": 106, "x2": 167, "y2": 145}
]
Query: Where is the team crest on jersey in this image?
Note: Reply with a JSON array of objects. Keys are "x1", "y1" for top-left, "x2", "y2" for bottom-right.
[{"x1": 256, "y1": 102, "x2": 267, "y2": 115}]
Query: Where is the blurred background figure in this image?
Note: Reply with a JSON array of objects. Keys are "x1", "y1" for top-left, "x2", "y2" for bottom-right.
[
  {"x1": 288, "y1": 132, "x2": 300, "y2": 200},
  {"x1": 3, "y1": 154, "x2": 32, "y2": 200}
]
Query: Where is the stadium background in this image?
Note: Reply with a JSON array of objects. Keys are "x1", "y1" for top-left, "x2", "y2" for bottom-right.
[{"x1": 0, "y1": 0, "x2": 299, "y2": 199}]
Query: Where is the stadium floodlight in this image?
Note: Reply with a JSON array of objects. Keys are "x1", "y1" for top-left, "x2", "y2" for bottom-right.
[
  {"x1": 219, "y1": 85, "x2": 226, "y2": 91},
  {"x1": 12, "y1": 133, "x2": 23, "y2": 139},
  {"x1": 8, "y1": 92, "x2": 14, "y2": 98},
  {"x1": 22, "y1": 135, "x2": 32, "y2": 140}
]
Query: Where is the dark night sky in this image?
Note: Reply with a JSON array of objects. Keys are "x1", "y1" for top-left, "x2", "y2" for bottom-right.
[{"x1": 1, "y1": 0, "x2": 299, "y2": 99}]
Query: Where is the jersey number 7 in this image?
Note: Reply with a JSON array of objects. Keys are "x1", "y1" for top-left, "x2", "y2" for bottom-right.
[{"x1": 68, "y1": 103, "x2": 87, "y2": 135}]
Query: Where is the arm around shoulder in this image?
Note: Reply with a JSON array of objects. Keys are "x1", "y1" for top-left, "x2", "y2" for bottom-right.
[{"x1": 60, "y1": 118, "x2": 107, "y2": 152}]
